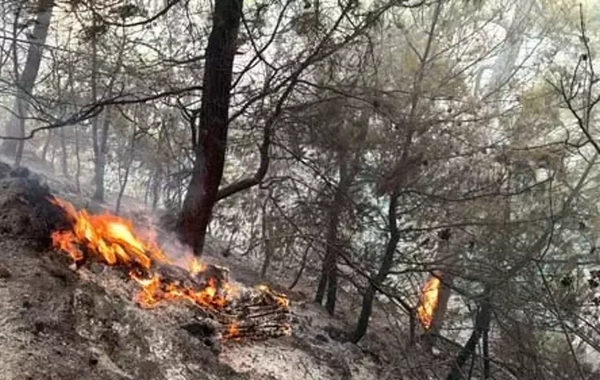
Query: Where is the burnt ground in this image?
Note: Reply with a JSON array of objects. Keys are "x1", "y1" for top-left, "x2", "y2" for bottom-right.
[
  {"x1": 0, "y1": 168, "x2": 247, "y2": 380},
  {"x1": 0, "y1": 239, "x2": 249, "y2": 380},
  {"x1": 0, "y1": 161, "x2": 420, "y2": 380}
]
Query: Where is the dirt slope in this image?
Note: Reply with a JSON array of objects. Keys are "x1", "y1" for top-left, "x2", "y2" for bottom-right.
[
  {"x1": 0, "y1": 167, "x2": 246, "y2": 380},
  {"x1": 0, "y1": 238, "x2": 254, "y2": 380},
  {"x1": 0, "y1": 162, "x2": 389, "y2": 380}
]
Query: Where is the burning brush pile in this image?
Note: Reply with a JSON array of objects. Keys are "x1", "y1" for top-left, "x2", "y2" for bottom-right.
[{"x1": 49, "y1": 197, "x2": 292, "y2": 343}]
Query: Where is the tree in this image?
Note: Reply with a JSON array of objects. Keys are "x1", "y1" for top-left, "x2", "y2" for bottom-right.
[
  {"x1": 2, "y1": 0, "x2": 54, "y2": 164},
  {"x1": 176, "y1": 0, "x2": 244, "y2": 255}
]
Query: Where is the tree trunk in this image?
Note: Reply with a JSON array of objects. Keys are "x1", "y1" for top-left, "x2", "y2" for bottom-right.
[
  {"x1": 324, "y1": 246, "x2": 339, "y2": 314},
  {"x1": 65, "y1": 44, "x2": 81, "y2": 192},
  {"x1": 260, "y1": 193, "x2": 275, "y2": 279},
  {"x1": 429, "y1": 272, "x2": 453, "y2": 334},
  {"x1": 89, "y1": 15, "x2": 116, "y2": 203},
  {"x1": 74, "y1": 125, "x2": 81, "y2": 192},
  {"x1": 150, "y1": 121, "x2": 165, "y2": 209},
  {"x1": 93, "y1": 111, "x2": 110, "y2": 201},
  {"x1": 50, "y1": 138, "x2": 56, "y2": 167},
  {"x1": 115, "y1": 129, "x2": 137, "y2": 214},
  {"x1": 151, "y1": 167, "x2": 162, "y2": 210},
  {"x1": 41, "y1": 129, "x2": 53, "y2": 162},
  {"x1": 59, "y1": 127, "x2": 69, "y2": 178},
  {"x1": 2, "y1": 0, "x2": 54, "y2": 163},
  {"x1": 486, "y1": 0, "x2": 533, "y2": 93},
  {"x1": 321, "y1": 111, "x2": 371, "y2": 315},
  {"x1": 352, "y1": 193, "x2": 399, "y2": 343},
  {"x1": 176, "y1": 0, "x2": 243, "y2": 255},
  {"x1": 90, "y1": 17, "x2": 101, "y2": 200},
  {"x1": 446, "y1": 294, "x2": 491, "y2": 380},
  {"x1": 315, "y1": 157, "x2": 348, "y2": 312},
  {"x1": 482, "y1": 326, "x2": 490, "y2": 379},
  {"x1": 289, "y1": 243, "x2": 310, "y2": 290}
]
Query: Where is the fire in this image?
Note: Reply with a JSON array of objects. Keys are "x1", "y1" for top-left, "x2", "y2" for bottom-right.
[
  {"x1": 189, "y1": 258, "x2": 208, "y2": 274},
  {"x1": 255, "y1": 284, "x2": 289, "y2": 308},
  {"x1": 48, "y1": 196, "x2": 290, "y2": 340},
  {"x1": 50, "y1": 197, "x2": 168, "y2": 268},
  {"x1": 416, "y1": 276, "x2": 442, "y2": 330},
  {"x1": 225, "y1": 322, "x2": 241, "y2": 340}
]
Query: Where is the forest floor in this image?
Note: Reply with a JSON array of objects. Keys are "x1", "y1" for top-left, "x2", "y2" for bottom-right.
[{"x1": 0, "y1": 159, "x2": 441, "y2": 380}]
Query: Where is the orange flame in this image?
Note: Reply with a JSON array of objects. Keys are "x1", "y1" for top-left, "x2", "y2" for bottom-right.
[
  {"x1": 255, "y1": 284, "x2": 289, "y2": 308},
  {"x1": 49, "y1": 196, "x2": 288, "y2": 339},
  {"x1": 416, "y1": 276, "x2": 441, "y2": 330},
  {"x1": 189, "y1": 258, "x2": 208, "y2": 275},
  {"x1": 225, "y1": 321, "x2": 241, "y2": 340},
  {"x1": 50, "y1": 197, "x2": 168, "y2": 268}
]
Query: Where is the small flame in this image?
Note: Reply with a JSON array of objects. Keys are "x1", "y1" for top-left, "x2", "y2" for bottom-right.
[
  {"x1": 416, "y1": 276, "x2": 442, "y2": 330},
  {"x1": 189, "y1": 258, "x2": 207, "y2": 275},
  {"x1": 255, "y1": 284, "x2": 289, "y2": 307},
  {"x1": 225, "y1": 321, "x2": 241, "y2": 340}
]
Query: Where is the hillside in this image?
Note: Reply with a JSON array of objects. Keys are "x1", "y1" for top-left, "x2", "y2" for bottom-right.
[{"x1": 0, "y1": 161, "x2": 407, "y2": 380}]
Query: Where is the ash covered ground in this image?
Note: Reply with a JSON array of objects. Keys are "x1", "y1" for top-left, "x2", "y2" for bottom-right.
[{"x1": 0, "y1": 161, "x2": 408, "y2": 380}]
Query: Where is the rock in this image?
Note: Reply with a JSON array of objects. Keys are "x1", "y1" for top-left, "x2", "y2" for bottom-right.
[
  {"x1": 0, "y1": 263, "x2": 11, "y2": 278},
  {"x1": 89, "y1": 262, "x2": 105, "y2": 274},
  {"x1": 32, "y1": 320, "x2": 45, "y2": 335},
  {"x1": 88, "y1": 355, "x2": 99, "y2": 366},
  {"x1": 314, "y1": 333, "x2": 329, "y2": 344}
]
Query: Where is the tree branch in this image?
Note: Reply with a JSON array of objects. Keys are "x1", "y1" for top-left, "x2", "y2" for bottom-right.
[{"x1": 0, "y1": 86, "x2": 203, "y2": 141}]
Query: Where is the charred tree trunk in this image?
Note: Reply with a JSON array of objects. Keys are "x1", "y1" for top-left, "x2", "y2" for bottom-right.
[
  {"x1": 446, "y1": 294, "x2": 491, "y2": 380},
  {"x1": 176, "y1": 0, "x2": 243, "y2": 255},
  {"x1": 3, "y1": 0, "x2": 53, "y2": 163},
  {"x1": 289, "y1": 243, "x2": 310, "y2": 290},
  {"x1": 316, "y1": 112, "x2": 370, "y2": 315},
  {"x1": 351, "y1": 192, "x2": 399, "y2": 343},
  {"x1": 483, "y1": 326, "x2": 490, "y2": 379},
  {"x1": 324, "y1": 243, "x2": 340, "y2": 314},
  {"x1": 315, "y1": 157, "x2": 349, "y2": 313},
  {"x1": 260, "y1": 192, "x2": 275, "y2": 279}
]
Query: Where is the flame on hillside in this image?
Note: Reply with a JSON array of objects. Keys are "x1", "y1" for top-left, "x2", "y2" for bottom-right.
[
  {"x1": 416, "y1": 276, "x2": 441, "y2": 330},
  {"x1": 49, "y1": 197, "x2": 290, "y2": 340}
]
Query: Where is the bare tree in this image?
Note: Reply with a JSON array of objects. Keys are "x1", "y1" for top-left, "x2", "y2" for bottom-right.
[{"x1": 2, "y1": 0, "x2": 54, "y2": 164}]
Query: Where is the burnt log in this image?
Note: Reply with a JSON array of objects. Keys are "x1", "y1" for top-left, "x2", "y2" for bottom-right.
[{"x1": 153, "y1": 262, "x2": 229, "y2": 290}]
